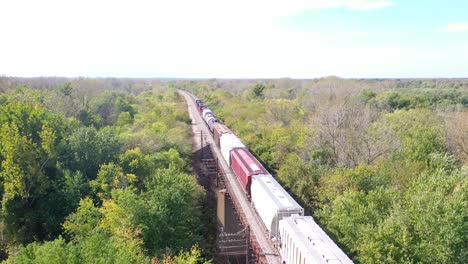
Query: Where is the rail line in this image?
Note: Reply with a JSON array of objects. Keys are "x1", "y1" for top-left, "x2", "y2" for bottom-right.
[{"x1": 179, "y1": 90, "x2": 281, "y2": 264}]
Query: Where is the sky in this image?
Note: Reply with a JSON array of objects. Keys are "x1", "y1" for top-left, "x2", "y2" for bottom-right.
[{"x1": 0, "y1": 0, "x2": 467, "y2": 78}]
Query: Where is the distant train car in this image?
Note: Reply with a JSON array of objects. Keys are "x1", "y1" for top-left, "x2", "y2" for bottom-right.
[
  {"x1": 212, "y1": 123, "x2": 232, "y2": 147},
  {"x1": 279, "y1": 215, "x2": 353, "y2": 264},
  {"x1": 206, "y1": 116, "x2": 218, "y2": 132},
  {"x1": 196, "y1": 100, "x2": 205, "y2": 112},
  {"x1": 230, "y1": 148, "x2": 268, "y2": 195},
  {"x1": 203, "y1": 110, "x2": 214, "y2": 125},
  {"x1": 198, "y1": 104, "x2": 207, "y2": 113},
  {"x1": 202, "y1": 108, "x2": 214, "y2": 120},
  {"x1": 251, "y1": 174, "x2": 304, "y2": 238},
  {"x1": 195, "y1": 100, "x2": 203, "y2": 110},
  {"x1": 220, "y1": 133, "x2": 245, "y2": 166}
]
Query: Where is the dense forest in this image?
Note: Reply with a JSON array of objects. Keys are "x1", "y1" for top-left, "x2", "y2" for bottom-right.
[
  {"x1": 181, "y1": 78, "x2": 467, "y2": 264},
  {"x1": 0, "y1": 77, "x2": 212, "y2": 263},
  {"x1": 0, "y1": 77, "x2": 467, "y2": 264}
]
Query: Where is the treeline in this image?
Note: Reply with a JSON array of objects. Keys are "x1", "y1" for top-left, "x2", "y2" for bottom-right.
[
  {"x1": 180, "y1": 78, "x2": 467, "y2": 264},
  {"x1": 0, "y1": 78, "x2": 211, "y2": 263}
]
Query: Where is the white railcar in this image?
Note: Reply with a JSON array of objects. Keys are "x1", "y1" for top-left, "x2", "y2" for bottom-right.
[
  {"x1": 203, "y1": 112, "x2": 214, "y2": 125},
  {"x1": 202, "y1": 108, "x2": 213, "y2": 120},
  {"x1": 202, "y1": 109, "x2": 213, "y2": 123},
  {"x1": 219, "y1": 133, "x2": 246, "y2": 165},
  {"x1": 206, "y1": 116, "x2": 217, "y2": 132},
  {"x1": 251, "y1": 174, "x2": 304, "y2": 238},
  {"x1": 279, "y1": 215, "x2": 353, "y2": 264}
]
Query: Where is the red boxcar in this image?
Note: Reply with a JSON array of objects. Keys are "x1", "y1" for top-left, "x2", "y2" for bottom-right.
[
  {"x1": 198, "y1": 104, "x2": 207, "y2": 113},
  {"x1": 195, "y1": 100, "x2": 203, "y2": 109},
  {"x1": 230, "y1": 148, "x2": 268, "y2": 195}
]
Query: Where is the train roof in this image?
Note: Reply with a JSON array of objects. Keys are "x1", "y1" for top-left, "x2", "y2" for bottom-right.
[
  {"x1": 213, "y1": 123, "x2": 232, "y2": 134},
  {"x1": 252, "y1": 174, "x2": 303, "y2": 211},
  {"x1": 231, "y1": 148, "x2": 268, "y2": 175},
  {"x1": 280, "y1": 215, "x2": 353, "y2": 264}
]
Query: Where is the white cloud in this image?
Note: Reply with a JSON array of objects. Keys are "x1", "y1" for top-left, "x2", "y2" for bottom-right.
[
  {"x1": 3, "y1": 0, "x2": 467, "y2": 79},
  {"x1": 211, "y1": 0, "x2": 395, "y2": 18},
  {"x1": 443, "y1": 22, "x2": 468, "y2": 32},
  {"x1": 345, "y1": 0, "x2": 394, "y2": 10}
]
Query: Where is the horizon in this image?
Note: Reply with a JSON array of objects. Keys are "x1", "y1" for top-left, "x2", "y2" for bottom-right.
[
  {"x1": 3, "y1": 76, "x2": 468, "y2": 80},
  {"x1": 1, "y1": 0, "x2": 468, "y2": 78}
]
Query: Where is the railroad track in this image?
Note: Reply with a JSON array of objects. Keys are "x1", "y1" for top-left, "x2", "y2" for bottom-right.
[{"x1": 179, "y1": 90, "x2": 281, "y2": 264}]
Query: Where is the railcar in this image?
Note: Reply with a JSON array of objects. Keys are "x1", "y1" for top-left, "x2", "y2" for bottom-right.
[
  {"x1": 279, "y1": 215, "x2": 353, "y2": 264},
  {"x1": 199, "y1": 105, "x2": 207, "y2": 113},
  {"x1": 219, "y1": 133, "x2": 246, "y2": 165},
  {"x1": 230, "y1": 148, "x2": 268, "y2": 195},
  {"x1": 212, "y1": 123, "x2": 232, "y2": 147},
  {"x1": 251, "y1": 174, "x2": 304, "y2": 238},
  {"x1": 196, "y1": 101, "x2": 206, "y2": 113},
  {"x1": 195, "y1": 100, "x2": 203, "y2": 110},
  {"x1": 203, "y1": 111, "x2": 214, "y2": 124},
  {"x1": 202, "y1": 108, "x2": 214, "y2": 120},
  {"x1": 206, "y1": 115, "x2": 218, "y2": 132}
]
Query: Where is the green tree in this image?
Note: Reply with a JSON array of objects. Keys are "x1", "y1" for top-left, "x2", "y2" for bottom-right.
[
  {"x1": 116, "y1": 111, "x2": 133, "y2": 126},
  {"x1": 90, "y1": 163, "x2": 137, "y2": 199},
  {"x1": 3, "y1": 237, "x2": 71, "y2": 264},
  {"x1": 358, "y1": 166, "x2": 467, "y2": 263},
  {"x1": 359, "y1": 89, "x2": 377, "y2": 103},
  {"x1": 60, "y1": 126, "x2": 121, "y2": 179},
  {"x1": 317, "y1": 187, "x2": 399, "y2": 258},
  {"x1": 0, "y1": 102, "x2": 65, "y2": 244},
  {"x1": 119, "y1": 148, "x2": 151, "y2": 176},
  {"x1": 63, "y1": 198, "x2": 103, "y2": 241},
  {"x1": 277, "y1": 153, "x2": 321, "y2": 211},
  {"x1": 251, "y1": 83, "x2": 266, "y2": 98},
  {"x1": 157, "y1": 246, "x2": 211, "y2": 264},
  {"x1": 62, "y1": 198, "x2": 149, "y2": 263},
  {"x1": 110, "y1": 168, "x2": 205, "y2": 255},
  {"x1": 376, "y1": 108, "x2": 445, "y2": 163}
]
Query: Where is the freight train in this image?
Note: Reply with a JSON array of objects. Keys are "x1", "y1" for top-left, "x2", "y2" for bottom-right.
[{"x1": 194, "y1": 98, "x2": 353, "y2": 264}]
